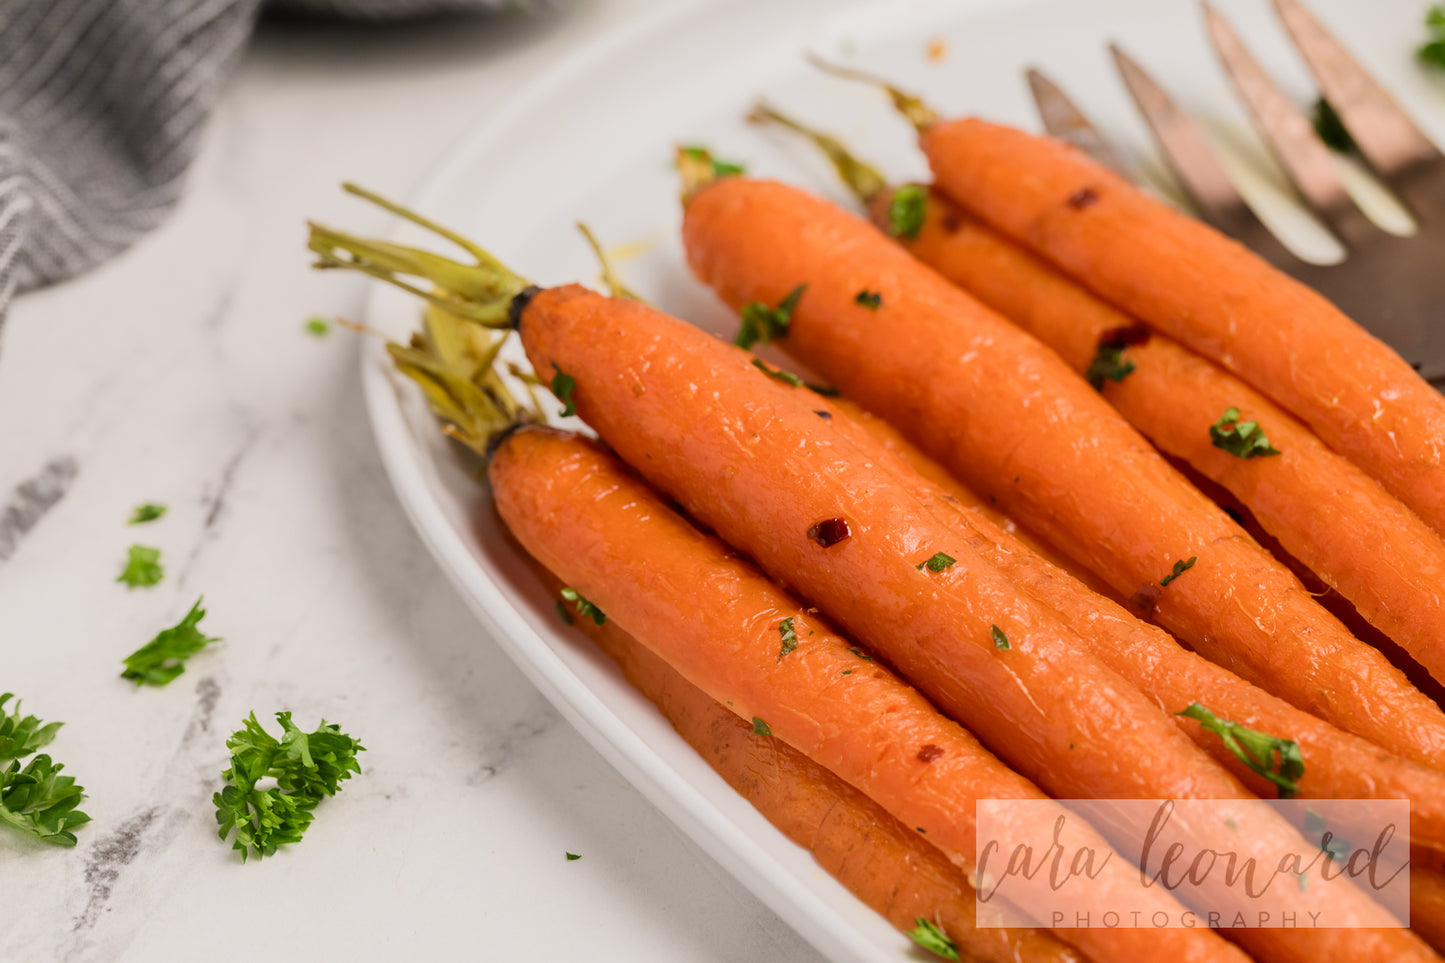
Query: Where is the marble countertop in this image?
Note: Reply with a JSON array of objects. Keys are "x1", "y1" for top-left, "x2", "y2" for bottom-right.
[{"x1": 0, "y1": 3, "x2": 822, "y2": 959}]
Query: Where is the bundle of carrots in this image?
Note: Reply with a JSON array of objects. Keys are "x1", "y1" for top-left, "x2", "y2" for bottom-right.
[{"x1": 308, "y1": 53, "x2": 1445, "y2": 955}]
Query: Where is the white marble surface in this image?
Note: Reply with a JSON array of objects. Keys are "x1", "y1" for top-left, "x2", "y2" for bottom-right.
[{"x1": 0, "y1": 3, "x2": 822, "y2": 959}]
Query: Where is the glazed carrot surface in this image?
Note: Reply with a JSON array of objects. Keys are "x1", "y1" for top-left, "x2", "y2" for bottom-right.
[
  {"x1": 679, "y1": 175, "x2": 1445, "y2": 772},
  {"x1": 898, "y1": 186, "x2": 1445, "y2": 690},
  {"x1": 529, "y1": 569, "x2": 1084, "y2": 963},
  {"x1": 492, "y1": 426, "x2": 1241, "y2": 963},
  {"x1": 918, "y1": 117, "x2": 1445, "y2": 540}
]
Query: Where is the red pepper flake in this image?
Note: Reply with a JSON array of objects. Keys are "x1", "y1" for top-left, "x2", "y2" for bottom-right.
[
  {"x1": 1128, "y1": 582, "x2": 1164, "y2": 618},
  {"x1": 807, "y1": 517, "x2": 851, "y2": 547},
  {"x1": 1098, "y1": 324, "x2": 1151, "y2": 348},
  {"x1": 917, "y1": 744, "x2": 944, "y2": 762},
  {"x1": 1067, "y1": 187, "x2": 1100, "y2": 210}
]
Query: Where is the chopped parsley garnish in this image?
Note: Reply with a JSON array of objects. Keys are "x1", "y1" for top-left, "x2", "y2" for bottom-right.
[
  {"x1": 751, "y1": 358, "x2": 803, "y2": 387},
  {"x1": 556, "y1": 601, "x2": 573, "y2": 625},
  {"x1": 776, "y1": 617, "x2": 798, "y2": 662},
  {"x1": 1178, "y1": 703, "x2": 1303, "y2": 798},
  {"x1": 1159, "y1": 556, "x2": 1198, "y2": 587},
  {"x1": 806, "y1": 382, "x2": 841, "y2": 398},
  {"x1": 121, "y1": 597, "x2": 220, "y2": 687},
  {"x1": 916, "y1": 552, "x2": 956, "y2": 573},
  {"x1": 214, "y1": 711, "x2": 364, "y2": 861},
  {"x1": 1085, "y1": 344, "x2": 1137, "y2": 389},
  {"x1": 1311, "y1": 99, "x2": 1356, "y2": 152},
  {"x1": 1210, "y1": 407, "x2": 1281, "y2": 458},
  {"x1": 751, "y1": 717, "x2": 772, "y2": 736},
  {"x1": 128, "y1": 503, "x2": 167, "y2": 525},
  {"x1": 680, "y1": 145, "x2": 746, "y2": 178},
  {"x1": 887, "y1": 184, "x2": 928, "y2": 240},
  {"x1": 1303, "y1": 808, "x2": 1352, "y2": 861},
  {"x1": 551, "y1": 363, "x2": 578, "y2": 418},
  {"x1": 1420, "y1": 6, "x2": 1445, "y2": 68},
  {"x1": 848, "y1": 647, "x2": 873, "y2": 661},
  {"x1": 736, "y1": 284, "x2": 806, "y2": 350},
  {"x1": 305, "y1": 316, "x2": 331, "y2": 337},
  {"x1": 0, "y1": 693, "x2": 90, "y2": 846},
  {"x1": 906, "y1": 918, "x2": 960, "y2": 960},
  {"x1": 991, "y1": 625, "x2": 1010, "y2": 650},
  {"x1": 117, "y1": 544, "x2": 163, "y2": 588},
  {"x1": 560, "y1": 587, "x2": 606, "y2": 626},
  {"x1": 566, "y1": 851, "x2": 582, "y2": 861},
  {"x1": 854, "y1": 289, "x2": 882, "y2": 310}
]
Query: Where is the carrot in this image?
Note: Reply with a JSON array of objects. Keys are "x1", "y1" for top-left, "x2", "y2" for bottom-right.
[
  {"x1": 889, "y1": 185, "x2": 1445, "y2": 689},
  {"x1": 678, "y1": 169, "x2": 1445, "y2": 774},
  {"x1": 915, "y1": 117, "x2": 1445, "y2": 541},
  {"x1": 494, "y1": 427, "x2": 1239, "y2": 963},
  {"x1": 529, "y1": 568, "x2": 1085, "y2": 963}
]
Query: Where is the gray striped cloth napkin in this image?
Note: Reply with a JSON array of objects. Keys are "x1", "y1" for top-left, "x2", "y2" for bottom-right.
[{"x1": 0, "y1": 0, "x2": 529, "y2": 339}]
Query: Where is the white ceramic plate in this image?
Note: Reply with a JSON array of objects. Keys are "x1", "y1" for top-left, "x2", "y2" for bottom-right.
[{"x1": 358, "y1": 1, "x2": 1439, "y2": 959}]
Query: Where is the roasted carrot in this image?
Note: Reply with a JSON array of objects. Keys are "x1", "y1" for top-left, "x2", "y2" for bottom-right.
[
  {"x1": 916, "y1": 117, "x2": 1445, "y2": 541},
  {"x1": 494, "y1": 427, "x2": 1241, "y2": 963},
  {"x1": 679, "y1": 170, "x2": 1445, "y2": 773},
  {"x1": 529, "y1": 568, "x2": 1084, "y2": 963},
  {"x1": 894, "y1": 186, "x2": 1445, "y2": 690}
]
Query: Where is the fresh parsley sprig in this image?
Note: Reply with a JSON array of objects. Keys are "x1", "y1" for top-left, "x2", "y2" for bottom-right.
[
  {"x1": 214, "y1": 711, "x2": 364, "y2": 861},
  {"x1": 736, "y1": 285, "x2": 806, "y2": 350},
  {"x1": 0, "y1": 694, "x2": 90, "y2": 846},
  {"x1": 1178, "y1": 703, "x2": 1303, "y2": 798},
  {"x1": 121, "y1": 598, "x2": 220, "y2": 686},
  {"x1": 1210, "y1": 407, "x2": 1281, "y2": 458}
]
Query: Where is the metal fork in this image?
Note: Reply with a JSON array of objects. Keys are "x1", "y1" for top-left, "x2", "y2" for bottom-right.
[{"x1": 1026, "y1": 0, "x2": 1445, "y2": 384}]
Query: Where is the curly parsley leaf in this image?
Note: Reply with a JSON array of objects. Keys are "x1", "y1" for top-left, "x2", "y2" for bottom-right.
[
  {"x1": 117, "y1": 544, "x2": 163, "y2": 588},
  {"x1": 0, "y1": 696, "x2": 89, "y2": 846},
  {"x1": 887, "y1": 184, "x2": 928, "y2": 240},
  {"x1": 0, "y1": 694, "x2": 63, "y2": 760},
  {"x1": 906, "y1": 918, "x2": 960, "y2": 960},
  {"x1": 121, "y1": 598, "x2": 220, "y2": 687},
  {"x1": 1085, "y1": 344, "x2": 1137, "y2": 390},
  {"x1": 736, "y1": 284, "x2": 806, "y2": 350},
  {"x1": 560, "y1": 587, "x2": 606, "y2": 626},
  {"x1": 551, "y1": 363, "x2": 578, "y2": 418},
  {"x1": 1178, "y1": 703, "x2": 1303, "y2": 798},
  {"x1": 1160, "y1": 556, "x2": 1198, "y2": 587},
  {"x1": 214, "y1": 711, "x2": 364, "y2": 861},
  {"x1": 915, "y1": 552, "x2": 956, "y2": 573},
  {"x1": 128, "y1": 503, "x2": 167, "y2": 525},
  {"x1": 1211, "y1": 407, "x2": 1281, "y2": 458},
  {"x1": 776, "y1": 617, "x2": 798, "y2": 662}
]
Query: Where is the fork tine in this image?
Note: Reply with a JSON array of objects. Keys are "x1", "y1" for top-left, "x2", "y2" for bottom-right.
[
  {"x1": 1202, "y1": 2, "x2": 1370, "y2": 245},
  {"x1": 1272, "y1": 0, "x2": 1445, "y2": 209},
  {"x1": 1025, "y1": 67, "x2": 1132, "y2": 180},
  {"x1": 1109, "y1": 43, "x2": 1302, "y2": 268}
]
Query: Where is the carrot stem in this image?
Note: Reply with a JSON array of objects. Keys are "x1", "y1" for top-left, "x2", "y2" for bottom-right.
[
  {"x1": 575, "y1": 222, "x2": 643, "y2": 302},
  {"x1": 747, "y1": 100, "x2": 889, "y2": 205},
  {"x1": 804, "y1": 53, "x2": 938, "y2": 131}
]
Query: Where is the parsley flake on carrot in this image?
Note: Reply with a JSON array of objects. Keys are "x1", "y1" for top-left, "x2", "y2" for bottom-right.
[
  {"x1": 906, "y1": 918, "x2": 960, "y2": 960},
  {"x1": 886, "y1": 184, "x2": 927, "y2": 239},
  {"x1": 751, "y1": 358, "x2": 803, "y2": 387},
  {"x1": 560, "y1": 587, "x2": 606, "y2": 626},
  {"x1": 990, "y1": 625, "x2": 1010, "y2": 650},
  {"x1": 776, "y1": 617, "x2": 798, "y2": 662},
  {"x1": 1211, "y1": 407, "x2": 1281, "y2": 458},
  {"x1": 1160, "y1": 556, "x2": 1197, "y2": 587},
  {"x1": 854, "y1": 289, "x2": 882, "y2": 309},
  {"x1": 915, "y1": 552, "x2": 955, "y2": 572},
  {"x1": 735, "y1": 284, "x2": 805, "y2": 350},
  {"x1": 751, "y1": 717, "x2": 772, "y2": 736},
  {"x1": 551, "y1": 363, "x2": 578, "y2": 417}
]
